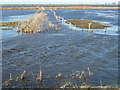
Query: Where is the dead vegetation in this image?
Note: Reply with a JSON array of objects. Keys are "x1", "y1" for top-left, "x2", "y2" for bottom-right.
[
  {"x1": 3, "y1": 67, "x2": 93, "y2": 87},
  {"x1": 2, "y1": 67, "x2": 119, "y2": 88},
  {"x1": 3, "y1": 73, "x2": 13, "y2": 86},
  {"x1": 16, "y1": 70, "x2": 27, "y2": 81},
  {"x1": 0, "y1": 10, "x2": 59, "y2": 32},
  {"x1": 1, "y1": 10, "x2": 110, "y2": 33},
  {"x1": 17, "y1": 11, "x2": 59, "y2": 33},
  {"x1": 36, "y1": 61, "x2": 42, "y2": 83},
  {"x1": 0, "y1": 21, "x2": 26, "y2": 30}
]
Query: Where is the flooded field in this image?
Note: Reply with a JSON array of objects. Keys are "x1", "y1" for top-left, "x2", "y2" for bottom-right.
[
  {"x1": 1, "y1": 9, "x2": 119, "y2": 88},
  {"x1": 1, "y1": 4, "x2": 118, "y2": 8}
]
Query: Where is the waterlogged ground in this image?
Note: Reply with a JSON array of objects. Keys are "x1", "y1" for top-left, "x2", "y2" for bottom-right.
[{"x1": 2, "y1": 9, "x2": 119, "y2": 88}]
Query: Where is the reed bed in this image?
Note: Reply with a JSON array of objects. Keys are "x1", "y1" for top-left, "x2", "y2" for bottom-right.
[
  {"x1": 3, "y1": 67, "x2": 118, "y2": 88},
  {"x1": 3, "y1": 67, "x2": 94, "y2": 88},
  {"x1": 17, "y1": 11, "x2": 58, "y2": 33}
]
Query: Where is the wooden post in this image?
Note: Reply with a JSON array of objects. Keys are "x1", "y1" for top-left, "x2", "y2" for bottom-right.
[
  {"x1": 104, "y1": 27, "x2": 107, "y2": 32},
  {"x1": 88, "y1": 22, "x2": 92, "y2": 31}
]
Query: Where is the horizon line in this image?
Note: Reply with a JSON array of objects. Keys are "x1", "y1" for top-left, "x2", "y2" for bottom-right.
[{"x1": 0, "y1": 3, "x2": 119, "y2": 5}]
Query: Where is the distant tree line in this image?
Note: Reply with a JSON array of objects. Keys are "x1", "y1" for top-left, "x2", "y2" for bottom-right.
[{"x1": 104, "y1": 2, "x2": 117, "y2": 4}]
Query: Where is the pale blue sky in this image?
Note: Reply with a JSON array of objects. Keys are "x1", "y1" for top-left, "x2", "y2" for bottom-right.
[{"x1": 1, "y1": 0, "x2": 119, "y2": 4}]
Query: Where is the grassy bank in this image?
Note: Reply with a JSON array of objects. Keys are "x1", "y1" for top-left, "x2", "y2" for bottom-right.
[
  {"x1": 66, "y1": 19, "x2": 111, "y2": 29},
  {"x1": 1, "y1": 6, "x2": 119, "y2": 10}
]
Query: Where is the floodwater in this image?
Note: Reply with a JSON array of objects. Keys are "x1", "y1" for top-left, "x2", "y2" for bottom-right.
[
  {"x1": 1, "y1": 5, "x2": 118, "y2": 8},
  {"x1": 1, "y1": 9, "x2": 119, "y2": 88}
]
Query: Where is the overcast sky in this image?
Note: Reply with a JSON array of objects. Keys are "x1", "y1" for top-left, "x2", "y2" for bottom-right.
[{"x1": 1, "y1": 0, "x2": 119, "y2": 4}]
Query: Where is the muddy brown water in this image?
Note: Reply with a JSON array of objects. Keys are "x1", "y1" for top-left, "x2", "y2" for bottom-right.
[{"x1": 2, "y1": 9, "x2": 119, "y2": 88}]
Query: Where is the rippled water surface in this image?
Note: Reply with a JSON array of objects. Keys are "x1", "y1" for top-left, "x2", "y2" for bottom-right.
[{"x1": 2, "y1": 9, "x2": 119, "y2": 88}]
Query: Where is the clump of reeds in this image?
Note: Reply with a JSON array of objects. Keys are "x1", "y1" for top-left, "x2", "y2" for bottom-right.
[
  {"x1": 17, "y1": 11, "x2": 59, "y2": 33},
  {"x1": 36, "y1": 60, "x2": 43, "y2": 84},
  {"x1": 60, "y1": 81, "x2": 74, "y2": 88},
  {"x1": 56, "y1": 73, "x2": 62, "y2": 79},
  {"x1": 16, "y1": 70, "x2": 27, "y2": 81},
  {"x1": 75, "y1": 67, "x2": 93, "y2": 85},
  {"x1": 36, "y1": 69, "x2": 42, "y2": 83},
  {"x1": 3, "y1": 73, "x2": 13, "y2": 86}
]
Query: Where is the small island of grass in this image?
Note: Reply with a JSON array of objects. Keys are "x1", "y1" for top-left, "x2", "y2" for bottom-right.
[
  {"x1": 0, "y1": 21, "x2": 20, "y2": 27},
  {"x1": 0, "y1": 21, "x2": 20, "y2": 30},
  {"x1": 66, "y1": 19, "x2": 111, "y2": 29},
  {"x1": 0, "y1": 21, "x2": 27, "y2": 30}
]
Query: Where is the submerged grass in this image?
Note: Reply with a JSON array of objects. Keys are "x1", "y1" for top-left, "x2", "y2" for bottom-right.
[
  {"x1": 0, "y1": 21, "x2": 21, "y2": 30},
  {"x1": 0, "y1": 21, "x2": 20, "y2": 28},
  {"x1": 0, "y1": 21, "x2": 28, "y2": 30},
  {"x1": 0, "y1": 27, "x2": 13, "y2": 30},
  {"x1": 3, "y1": 68, "x2": 118, "y2": 88},
  {"x1": 66, "y1": 19, "x2": 111, "y2": 29}
]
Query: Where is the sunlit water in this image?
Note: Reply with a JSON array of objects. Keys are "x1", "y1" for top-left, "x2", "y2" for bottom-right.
[{"x1": 2, "y1": 9, "x2": 119, "y2": 88}]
